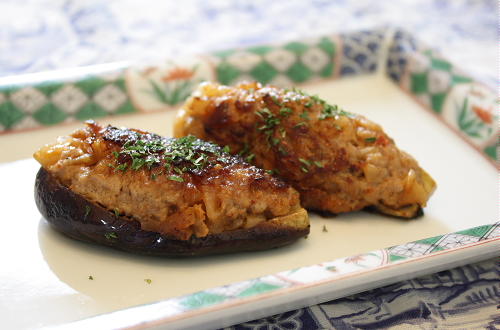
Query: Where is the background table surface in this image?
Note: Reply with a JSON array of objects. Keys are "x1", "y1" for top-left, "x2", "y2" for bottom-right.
[{"x1": 0, "y1": 0, "x2": 498, "y2": 329}]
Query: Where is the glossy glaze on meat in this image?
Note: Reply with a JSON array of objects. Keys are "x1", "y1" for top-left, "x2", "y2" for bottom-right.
[
  {"x1": 174, "y1": 82, "x2": 436, "y2": 218},
  {"x1": 34, "y1": 121, "x2": 305, "y2": 240}
]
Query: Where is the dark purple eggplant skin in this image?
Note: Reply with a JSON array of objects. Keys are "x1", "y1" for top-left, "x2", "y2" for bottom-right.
[{"x1": 34, "y1": 167, "x2": 309, "y2": 257}]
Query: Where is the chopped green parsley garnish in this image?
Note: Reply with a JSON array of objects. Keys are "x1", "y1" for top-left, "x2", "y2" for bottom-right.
[
  {"x1": 266, "y1": 169, "x2": 280, "y2": 175},
  {"x1": 131, "y1": 158, "x2": 146, "y2": 170},
  {"x1": 88, "y1": 275, "x2": 94, "y2": 280},
  {"x1": 237, "y1": 143, "x2": 256, "y2": 163},
  {"x1": 319, "y1": 103, "x2": 351, "y2": 120},
  {"x1": 271, "y1": 95, "x2": 282, "y2": 106},
  {"x1": 108, "y1": 134, "x2": 232, "y2": 180},
  {"x1": 290, "y1": 88, "x2": 352, "y2": 119},
  {"x1": 113, "y1": 209, "x2": 120, "y2": 217},
  {"x1": 256, "y1": 107, "x2": 281, "y2": 146},
  {"x1": 279, "y1": 127, "x2": 287, "y2": 138},
  {"x1": 299, "y1": 158, "x2": 311, "y2": 173},
  {"x1": 278, "y1": 146, "x2": 288, "y2": 155},
  {"x1": 280, "y1": 107, "x2": 292, "y2": 116},
  {"x1": 168, "y1": 175, "x2": 184, "y2": 182},
  {"x1": 257, "y1": 108, "x2": 280, "y2": 131},
  {"x1": 299, "y1": 158, "x2": 311, "y2": 167},
  {"x1": 84, "y1": 205, "x2": 91, "y2": 218},
  {"x1": 245, "y1": 153, "x2": 255, "y2": 163},
  {"x1": 365, "y1": 137, "x2": 377, "y2": 143},
  {"x1": 255, "y1": 107, "x2": 272, "y2": 119},
  {"x1": 314, "y1": 161, "x2": 325, "y2": 168},
  {"x1": 144, "y1": 279, "x2": 152, "y2": 284},
  {"x1": 299, "y1": 111, "x2": 310, "y2": 120},
  {"x1": 253, "y1": 89, "x2": 350, "y2": 152},
  {"x1": 238, "y1": 143, "x2": 250, "y2": 156},
  {"x1": 115, "y1": 163, "x2": 128, "y2": 171},
  {"x1": 105, "y1": 232, "x2": 118, "y2": 240}
]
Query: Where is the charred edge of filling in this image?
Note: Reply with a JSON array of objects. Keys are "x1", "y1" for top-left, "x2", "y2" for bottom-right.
[
  {"x1": 35, "y1": 167, "x2": 309, "y2": 256},
  {"x1": 101, "y1": 125, "x2": 161, "y2": 147},
  {"x1": 99, "y1": 124, "x2": 250, "y2": 176}
]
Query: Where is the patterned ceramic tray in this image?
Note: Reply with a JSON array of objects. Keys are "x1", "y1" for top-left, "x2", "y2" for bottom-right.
[{"x1": 0, "y1": 28, "x2": 498, "y2": 329}]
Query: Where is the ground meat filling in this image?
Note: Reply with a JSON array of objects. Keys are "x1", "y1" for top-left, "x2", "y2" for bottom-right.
[
  {"x1": 34, "y1": 121, "x2": 302, "y2": 240},
  {"x1": 174, "y1": 82, "x2": 436, "y2": 217}
]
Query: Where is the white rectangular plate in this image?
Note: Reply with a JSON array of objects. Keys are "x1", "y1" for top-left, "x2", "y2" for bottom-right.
[{"x1": 0, "y1": 73, "x2": 498, "y2": 329}]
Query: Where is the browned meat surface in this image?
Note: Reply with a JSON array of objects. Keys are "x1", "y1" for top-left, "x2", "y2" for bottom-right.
[
  {"x1": 34, "y1": 121, "x2": 306, "y2": 240},
  {"x1": 174, "y1": 82, "x2": 436, "y2": 218}
]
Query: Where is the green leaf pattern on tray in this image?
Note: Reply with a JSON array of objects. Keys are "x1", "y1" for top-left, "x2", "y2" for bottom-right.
[
  {"x1": 212, "y1": 36, "x2": 338, "y2": 86},
  {"x1": 0, "y1": 71, "x2": 133, "y2": 130},
  {"x1": 0, "y1": 28, "x2": 497, "y2": 163},
  {"x1": 146, "y1": 66, "x2": 199, "y2": 106},
  {"x1": 180, "y1": 291, "x2": 228, "y2": 309},
  {"x1": 456, "y1": 97, "x2": 492, "y2": 139},
  {"x1": 387, "y1": 30, "x2": 497, "y2": 163},
  {"x1": 167, "y1": 222, "x2": 499, "y2": 313},
  {"x1": 116, "y1": 223, "x2": 500, "y2": 316}
]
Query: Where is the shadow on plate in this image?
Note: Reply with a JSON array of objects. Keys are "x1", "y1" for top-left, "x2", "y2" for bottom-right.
[
  {"x1": 37, "y1": 208, "x2": 452, "y2": 311},
  {"x1": 37, "y1": 217, "x2": 309, "y2": 308}
]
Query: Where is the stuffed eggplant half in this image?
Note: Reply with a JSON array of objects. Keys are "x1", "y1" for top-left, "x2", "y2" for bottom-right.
[
  {"x1": 174, "y1": 82, "x2": 437, "y2": 218},
  {"x1": 34, "y1": 121, "x2": 309, "y2": 256}
]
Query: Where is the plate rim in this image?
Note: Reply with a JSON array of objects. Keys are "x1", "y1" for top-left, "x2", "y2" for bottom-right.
[{"x1": 56, "y1": 233, "x2": 500, "y2": 330}]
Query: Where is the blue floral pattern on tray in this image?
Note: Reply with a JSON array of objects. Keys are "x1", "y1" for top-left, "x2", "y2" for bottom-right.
[
  {"x1": 226, "y1": 258, "x2": 500, "y2": 329},
  {"x1": 339, "y1": 29, "x2": 385, "y2": 77}
]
